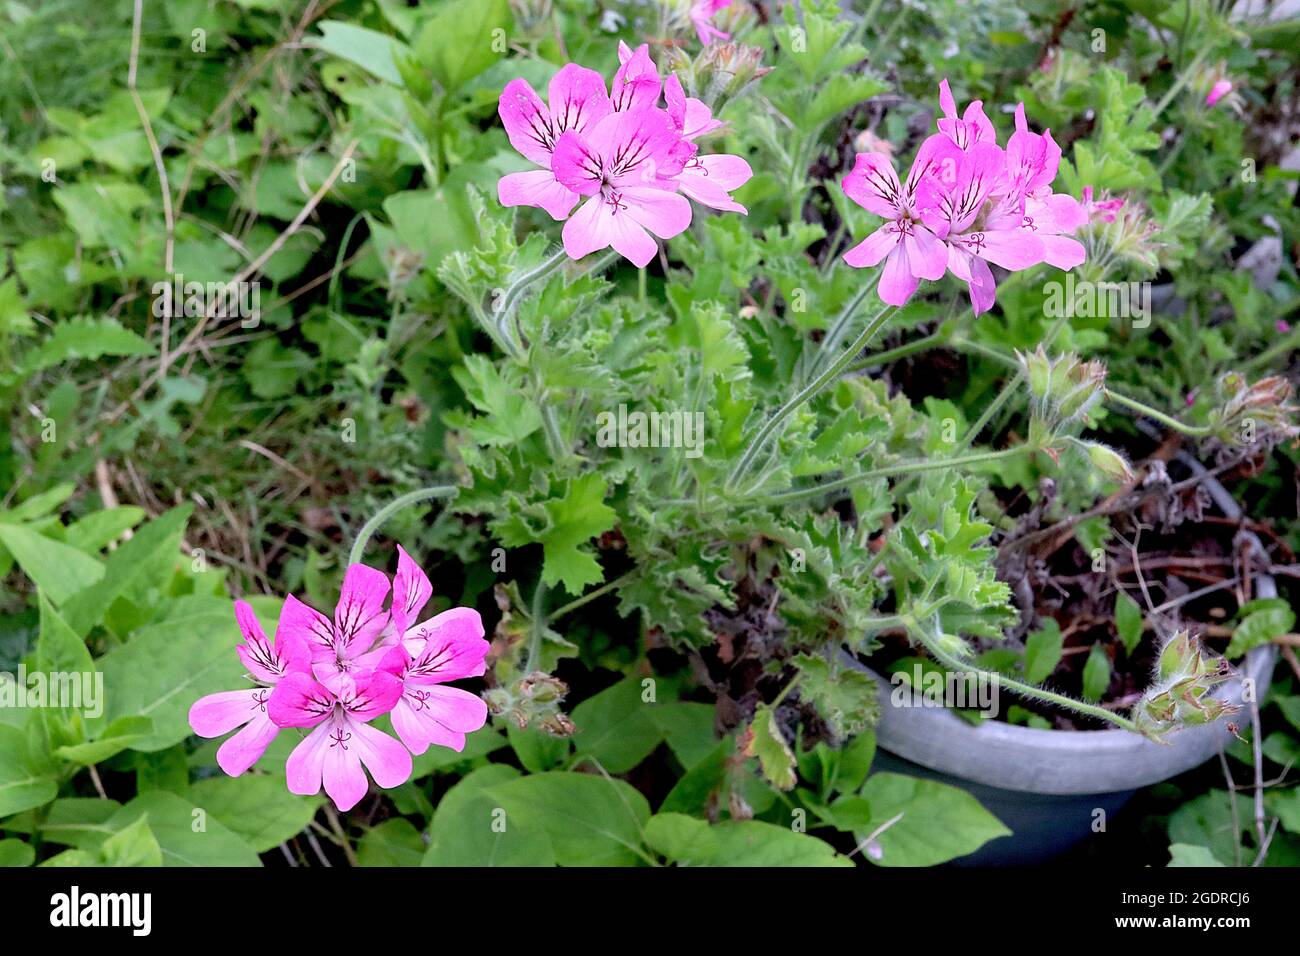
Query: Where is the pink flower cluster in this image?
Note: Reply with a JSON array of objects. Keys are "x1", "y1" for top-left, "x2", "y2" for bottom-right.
[
  {"x1": 497, "y1": 43, "x2": 753, "y2": 267},
  {"x1": 188, "y1": 547, "x2": 489, "y2": 812},
  {"x1": 841, "y1": 80, "x2": 1087, "y2": 314}
]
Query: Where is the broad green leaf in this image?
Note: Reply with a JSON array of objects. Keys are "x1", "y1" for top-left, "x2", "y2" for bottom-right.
[
  {"x1": 0, "y1": 724, "x2": 58, "y2": 817},
  {"x1": 99, "y1": 815, "x2": 163, "y2": 867},
  {"x1": 704, "y1": 821, "x2": 852, "y2": 867},
  {"x1": 0, "y1": 524, "x2": 104, "y2": 604},
  {"x1": 506, "y1": 724, "x2": 570, "y2": 773},
  {"x1": 63, "y1": 505, "x2": 192, "y2": 637},
  {"x1": 190, "y1": 775, "x2": 321, "y2": 852},
  {"x1": 108, "y1": 791, "x2": 261, "y2": 867},
  {"x1": 94, "y1": 604, "x2": 246, "y2": 750},
  {"x1": 648, "y1": 702, "x2": 717, "y2": 769},
  {"x1": 423, "y1": 765, "x2": 555, "y2": 867},
  {"x1": 357, "y1": 818, "x2": 425, "y2": 866},
  {"x1": 313, "y1": 21, "x2": 409, "y2": 84},
  {"x1": 1168, "y1": 843, "x2": 1225, "y2": 867},
  {"x1": 850, "y1": 773, "x2": 1010, "y2": 867},
  {"x1": 643, "y1": 812, "x2": 720, "y2": 863},
  {"x1": 571, "y1": 677, "x2": 663, "y2": 774},
  {"x1": 54, "y1": 717, "x2": 152, "y2": 765},
  {"x1": 31, "y1": 798, "x2": 122, "y2": 850},
  {"x1": 0, "y1": 839, "x2": 34, "y2": 867},
  {"x1": 413, "y1": 0, "x2": 510, "y2": 92},
  {"x1": 485, "y1": 771, "x2": 650, "y2": 867}
]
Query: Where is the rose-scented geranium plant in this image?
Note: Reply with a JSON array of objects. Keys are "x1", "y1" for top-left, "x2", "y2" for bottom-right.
[{"x1": 189, "y1": 547, "x2": 489, "y2": 810}]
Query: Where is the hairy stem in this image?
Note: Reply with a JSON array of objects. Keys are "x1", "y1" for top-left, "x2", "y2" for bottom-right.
[
  {"x1": 729, "y1": 299, "x2": 895, "y2": 492},
  {"x1": 1105, "y1": 388, "x2": 1212, "y2": 436},
  {"x1": 348, "y1": 485, "x2": 457, "y2": 566}
]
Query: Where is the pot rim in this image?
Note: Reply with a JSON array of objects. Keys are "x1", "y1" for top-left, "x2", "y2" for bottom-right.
[{"x1": 868, "y1": 454, "x2": 1280, "y2": 796}]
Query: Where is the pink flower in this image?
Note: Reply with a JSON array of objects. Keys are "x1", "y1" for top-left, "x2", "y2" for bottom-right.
[
  {"x1": 379, "y1": 608, "x2": 490, "y2": 755},
  {"x1": 1081, "y1": 185, "x2": 1124, "y2": 223},
  {"x1": 691, "y1": 0, "x2": 733, "y2": 45},
  {"x1": 376, "y1": 548, "x2": 490, "y2": 754},
  {"x1": 498, "y1": 64, "x2": 613, "y2": 220},
  {"x1": 1277, "y1": 320, "x2": 1291, "y2": 334},
  {"x1": 840, "y1": 139, "x2": 953, "y2": 305},
  {"x1": 937, "y1": 78, "x2": 995, "y2": 151},
  {"x1": 552, "y1": 108, "x2": 695, "y2": 267},
  {"x1": 921, "y1": 143, "x2": 1046, "y2": 315},
  {"x1": 664, "y1": 75, "x2": 752, "y2": 213},
  {"x1": 1206, "y1": 79, "x2": 1233, "y2": 107},
  {"x1": 188, "y1": 600, "x2": 310, "y2": 776},
  {"x1": 269, "y1": 670, "x2": 411, "y2": 812},
  {"x1": 612, "y1": 42, "x2": 663, "y2": 113},
  {"x1": 278, "y1": 563, "x2": 393, "y2": 682}
]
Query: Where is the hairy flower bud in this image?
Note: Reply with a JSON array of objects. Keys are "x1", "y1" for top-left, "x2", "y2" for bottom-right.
[
  {"x1": 1017, "y1": 347, "x2": 1108, "y2": 432},
  {"x1": 1132, "y1": 631, "x2": 1237, "y2": 741},
  {"x1": 1071, "y1": 439, "x2": 1134, "y2": 483}
]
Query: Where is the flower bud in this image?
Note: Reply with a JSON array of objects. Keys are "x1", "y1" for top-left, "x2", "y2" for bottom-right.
[{"x1": 1072, "y1": 439, "x2": 1134, "y2": 483}]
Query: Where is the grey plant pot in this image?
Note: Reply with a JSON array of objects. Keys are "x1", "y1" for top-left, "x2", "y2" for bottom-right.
[{"x1": 866, "y1": 459, "x2": 1278, "y2": 864}]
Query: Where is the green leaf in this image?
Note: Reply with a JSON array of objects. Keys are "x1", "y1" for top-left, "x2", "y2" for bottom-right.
[
  {"x1": 423, "y1": 765, "x2": 555, "y2": 867},
  {"x1": 94, "y1": 603, "x2": 246, "y2": 750},
  {"x1": 0, "y1": 524, "x2": 104, "y2": 605},
  {"x1": 449, "y1": 354, "x2": 542, "y2": 446},
  {"x1": 357, "y1": 818, "x2": 425, "y2": 866},
  {"x1": 190, "y1": 775, "x2": 321, "y2": 853},
  {"x1": 500, "y1": 474, "x2": 617, "y2": 595},
  {"x1": 54, "y1": 717, "x2": 152, "y2": 765},
  {"x1": 1114, "y1": 592, "x2": 1144, "y2": 655},
  {"x1": 16, "y1": 316, "x2": 154, "y2": 377},
  {"x1": 0, "y1": 724, "x2": 58, "y2": 817},
  {"x1": 648, "y1": 702, "x2": 717, "y2": 769},
  {"x1": 1022, "y1": 619, "x2": 1064, "y2": 684},
  {"x1": 313, "y1": 21, "x2": 410, "y2": 84},
  {"x1": 506, "y1": 724, "x2": 570, "y2": 773},
  {"x1": 0, "y1": 839, "x2": 34, "y2": 867},
  {"x1": 1081, "y1": 643, "x2": 1111, "y2": 702},
  {"x1": 31, "y1": 798, "x2": 122, "y2": 850},
  {"x1": 63, "y1": 505, "x2": 192, "y2": 637},
  {"x1": 107, "y1": 791, "x2": 261, "y2": 867},
  {"x1": 413, "y1": 0, "x2": 510, "y2": 92},
  {"x1": 703, "y1": 820, "x2": 852, "y2": 867},
  {"x1": 1226, "y1": 603, "x2": 1295, "y2": 658},
  {"x1": 746, "y1": 704, "x2": 796, "y2": 791},
  {"x1": 485, "y1": 770, "x2": 651, "y2": 866},
  {"x1": 849, "y1": 773, "x2": 1010, "y2": 867},
  {"x1": 571, "y1": 677, "x2": 664, "y2": 774},
  {"x1": 1168, "y1": 843, "x2": 1225, "y2": 867},
  {"x1": 99, "y1": 815, "x2": 163, "y2": 867},
  {"x1": 790, "y1": 653, "x2": 878, "y2": 738},
  {"x1": 643, "y1": 812, "x2": 720, "y2": 862},
  {"x1": 410, "y1": 726, "x2": 506, "y2": 778}
]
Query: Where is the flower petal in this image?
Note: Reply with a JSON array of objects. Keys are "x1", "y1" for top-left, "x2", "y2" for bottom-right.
[
  {"x1": 278, "y1": 593, "x2": 337, "y2": 662},
  {"x1": 547, "y1": 63, "x2": 611, "y2": 138},
  {"x1": 189, "y1": 689, "x2": 264, "y2": 738},
  {"x1": 390, "y1": 545, "x2": 433, "y2": 639},
  {"x1": 903, "y1": 224, "x2": 950, "y2": 281},
  {"x1": 877, "y1": 246, "x2": 921, "y2": 306},
  {"x1": 216, "y1": 711, "x2": 280, "y2": 777},
  {"x1": 285, "y1": 721, "x2": 333, "y2": 799},
  {"x1": 390, "y1": 686, "x2": 486, "y2": 755},
  {"x1": 843, "y1": 222, "x2": 897, "y2": 268},
  {"x1": 498, "y1": 78, "x2": 556, "y2": 166},
  {"x1": 404, "y1": 607, "x2": 489, "y2": 684},
  {"x1": 551, "y1": 131, "x2": 604, "y2": 197},
  {"x1": 268, "y1": 672, "x2": 334, "y2": 728},
  {"x1": 620, "y1": 186, "x2": 693, "y2": 240},
  {"x1": 498, "y1": 169, "x2": 580, "y2": 220},
  {"x1": 341, "y1": 669, "x2": 403, "y2": 722},
  {"x1": 842, "y1": 152, "x2": 902, "y2": 218},
  {"x1": 333, "y1": 563, "x2": 390, "y2": 659},
  {"x1": 347, "y1": 719, "x2": 413, "y2": 789}
]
